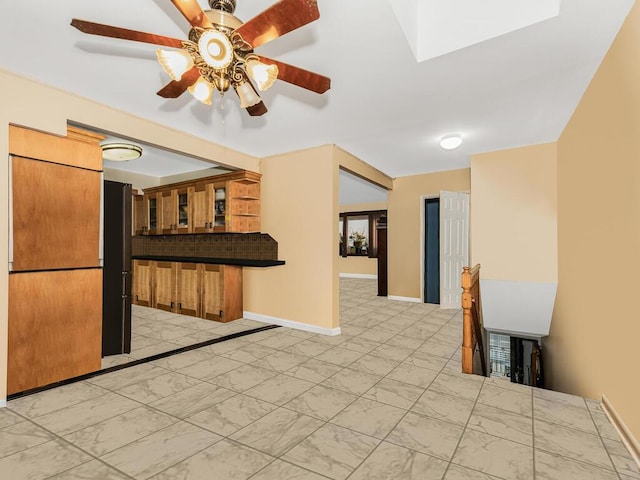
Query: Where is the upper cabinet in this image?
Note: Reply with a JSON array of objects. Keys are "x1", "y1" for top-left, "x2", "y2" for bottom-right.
[{"x1": 139, "y1": 170, "x2": 261, "y2": 235}]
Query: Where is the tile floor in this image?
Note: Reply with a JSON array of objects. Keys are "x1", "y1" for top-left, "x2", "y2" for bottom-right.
[
  {"x1": 2, "y1": 278, "x2": 639, "y2": 479},
  {"x1": 101, "y1": 305, "x2": 270, "y2": 370}
]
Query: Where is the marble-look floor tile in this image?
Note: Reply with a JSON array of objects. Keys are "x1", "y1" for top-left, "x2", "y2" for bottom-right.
[
  {"x1": 533, "y1": 396, "x2": 597, "y2": 434},
  {"x1": 358, "y1": 328, "x2": 397, "y2": 343},
  {"x1": 8, "y1": 382, "x2": 108, "y2": 419},
  {"x1": 254, "y1": 351, "x2": 309, "y2": 373},
  {"x1": 0, "y1": 421, "x2": 54, "y2": 458},
  {"x1": 452, "y1": 429, "x2": 533, "y2": 479},
  {"x1": 338, "y1": 337, "x2": 382, "y2": 354},
  {"x1": 210, "y1": 364, "x2": 279, "y2": 392},
  {"x1": 477, "y1": 383, "x2": 532, "y2": 417},
  {"x1": 0, "y1": 438, "x2": 92, "y2": 480},
  {"x1": 220, "y1": 343, "x2": 281, "y2": 364},
  {"x1": 118, "y1": 371, "x2": 203, "y2": 404},
  {"x1": 150, "y1": 349, "x2": 213, "y2": 371},
  {"x1": 482, "y1": 376, "x2": 532, "y2": 395},
  {"x1": 403, "y1": 351, "x2": 449, "y2": 372},
  {"x1": 467, "y1": 403, "x2": 533, "y2": 446},
  {"x1": 33, "y1": 392, "x2": 140, "y2": 436},
  {"x1": 201, "y1": 338, "x2": 250, "y2": 355},
  {"x1": 428, "y1": 372, "x2": 484, "y2": 401},
  {"x1": 313, "y1": 346, "x2": 364, "y2": 367},
  {"x1": 176, "y1": 355, "x2": 245, "y2": 381},
  {"x1": 187, "y1": 394, "x2": 277, "y2": 436},
  {"x1": 370, "y1": 343, "x2": 414, "y2": 362},
  {"x1": 350, "y1": 441, "x2": 448, "y2": 480},
  {"x1": 48, "y1": 459, "x2": 132, "y2": 479},
  {"x1": 383, "y1": 335, "x2": 424, "y2": 351},
  {"x1": 63, "y1": 406, "x2": 177, "y2": 457},
  {"x1": 244, "y1": 374, "x2": 314, "y2": 406},
  {"x1": 534, "y1": 449, "x2": 619, "y2": 480},
  {"x1": 285, "y1": 358, "x2": 343, "y2": 383},
  {"x1": 250, "y1": 459, "x2": 329, "y2": 480},
  {"x1": 585, "y1": 398, "x2": 604, "y2": 414},
  {"x1": 610, "y1": 451, "x2": 640, "y2": 478},
  {"x1": 386, "y1": 363, "x2": 439, "y2": 388},
  {"x1": 0, "y1": 408, "x2": 23, "y2": 430},
  {"x1": 285, "y1": 339, "x2": 333, "y2": 357},
  {"x1": 88, "y1": 363, "x2": 168, "y2": 391},
  {"x1": 230, "y1": 408, "x2": 323, "y2": 457},
  {"x1": 443, "y1": 464, "x2": 502, "y2": 479},
  {"x1": 411, "y1": 389, "x2": 475, "y2": 426},
  {"x1": 591, "y1": 411, "x2": 623, "y2": 441},
  {"x1": 417, "y1": 340, "x2": 459, "y2": 359},
  {"x1": 284, "y1": 385, "x2": 357, "y2": 421},
  {"x1": 533, "y1": 388, "x2": 587, "y2": 409},
  {"x1": 331, "y1": 398, "x2": 406, "y2": 439},
  {"x1": 257, "y1": 333, "x2": 305, "y2": 349},
  {"x1": 148, "y1": 382, "x2": 236, "y2": 419},
  {"x1": 534, "y1": 419, "x2": 614, "y2": 470},
  {"x1": 150, "y1": 439, "x2": 273, "y2": 480},
  {"x1": 101, "y1": 421, "x2": 221, "y2": 480},
  {"x1": 348, "y1": 354, "x2": 400, "y2": 376},
  {"x1": 321, "y1": 368, "x2": 382, "y2": 396},
  {"x1": 363, "y1": 378, "x2": 424, "y2": 410},
  {"x1": 283, "y1": 423, "x2": 379, "y2": 480},
  {"x1": 387, "y1": 411, "x2": 464, "y2": 461}
]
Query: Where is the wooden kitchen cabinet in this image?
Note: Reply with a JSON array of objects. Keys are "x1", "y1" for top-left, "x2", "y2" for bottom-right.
[
  {"x1": 133, "y1": 193, "x2": 145, "y2": 236},
  {"x1": 139, "y1": 170, "x2": 261, "y2": 235},
  {"x1": 132, "y1": 260, "x2": 242, "y2": 322},
  {"x1": 132, "y1": 260, "x2": 152, "y2": 306}
]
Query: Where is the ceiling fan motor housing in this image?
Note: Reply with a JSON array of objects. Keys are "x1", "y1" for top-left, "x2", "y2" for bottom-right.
[{"x1": 209, "y1": 0, "x2": 236, "y2": 14}]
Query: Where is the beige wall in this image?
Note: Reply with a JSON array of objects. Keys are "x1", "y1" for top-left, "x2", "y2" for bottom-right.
[
  {"x1": 339, "y1": 202, "x2": 387, "y2": 276},
  {"x1": 388, "y1": 169, "x2": 470, "y2": 299},
  {"x1": 471, "y1": 143, "x2": 558, "y2": 282},
  {"x1": 0, "y1": 70, "x2": 260, "y2": 401},
  {"x1": 243, "y1": 145, "x2": 340, "y2": 329},
  {"x1": 547, "y1": 1, "x2": 640, "y2": 439},
  {"x1": 103, "y1": 168, "x2": 161, "y2": 191}
]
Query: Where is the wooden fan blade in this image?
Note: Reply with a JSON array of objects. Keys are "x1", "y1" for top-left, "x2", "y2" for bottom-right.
[
  {"x1": 170, "y1": 0, "x2": 213, "y2": 29},
  {"x1": 247, "y1": 102, "x2": 268, "y2": 116},
  {"x1": 157, "y1": 67, "x2": 201, "y2": 98},
  {"x1": 257, "y1": 56, "x2": 330, "y2": 94},
  {"x1": 71, "y1": 19, "x2": 184, "y2": 48},
  {"x1": 234, "y1": 0, "x2": 319, "y2": 49}
]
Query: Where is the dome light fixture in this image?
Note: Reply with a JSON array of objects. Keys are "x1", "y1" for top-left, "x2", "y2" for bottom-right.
[
  {"x1": 101, "y1": 143, "x2": 143, "y2": 162},
  {"x1": 440, "y1": 134, "x2": 463, "y2": 150}
]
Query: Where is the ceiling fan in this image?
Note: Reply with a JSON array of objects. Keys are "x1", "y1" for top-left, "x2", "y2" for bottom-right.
[{"x1": 71, "y1": 0, "x2": 331, "y2": 116}]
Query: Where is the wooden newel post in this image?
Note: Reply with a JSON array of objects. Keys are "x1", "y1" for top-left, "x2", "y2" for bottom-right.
[{"x1": 461, "y1": 266, "x2": 474, "y2": 374}]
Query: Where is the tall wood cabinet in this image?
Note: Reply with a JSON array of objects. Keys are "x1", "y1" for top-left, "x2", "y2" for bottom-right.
[
  {"x1": 132, "y1": 260, "x2": 242, "y2": 322},
  {"x1": 138, "y1": 170, "x2": 261, "y2": 235}
]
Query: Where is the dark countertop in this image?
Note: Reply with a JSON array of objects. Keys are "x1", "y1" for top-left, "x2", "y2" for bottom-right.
[{"x1": 131, "y1": 255, "x2": 285, "y2": 268}]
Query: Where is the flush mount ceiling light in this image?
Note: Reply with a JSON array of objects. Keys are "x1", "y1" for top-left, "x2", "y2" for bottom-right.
[
  {"x1": 70, "y1": 0, "x2": 331, "y2": 117},
  {"x1": 440, "y1": 134, "x2": 463, "y2": 150},
  {"x1": 101, "y1": 143, "x2": 143, "y2": 162}
]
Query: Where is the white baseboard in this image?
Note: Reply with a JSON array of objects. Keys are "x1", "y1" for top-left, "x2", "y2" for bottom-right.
[
  {"x1": 339, "y1": 273, "x2": 377, "y2": 279},
  {"x1": 0, "y1": 399, "x2": 6, "y2": 408},
  {"x1": 602, "y1": 394, "x2": 640, "y2": 469},
  {"x1": 243, "y1": 311, "x2": 342, "y2": 336},
  {"x1": 387, "y1": 295, "x2": 422, "y2": 303}
]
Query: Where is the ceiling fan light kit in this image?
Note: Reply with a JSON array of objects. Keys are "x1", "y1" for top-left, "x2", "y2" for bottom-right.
[{"x1": 71, "y1": 0, "x2": 331, "y2": 117}]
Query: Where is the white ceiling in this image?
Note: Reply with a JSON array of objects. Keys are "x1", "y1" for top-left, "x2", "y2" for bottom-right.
[
  {"x1": 0, "y1": 0, "x2": 634, "y2": 180},
  {"x1": 339, "y1": 170, "x2": 388, "y2": 205}
]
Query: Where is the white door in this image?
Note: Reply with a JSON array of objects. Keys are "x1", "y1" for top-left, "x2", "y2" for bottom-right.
[{"x1": 440, "y1": 191, "x2": 470, "y2": 309}]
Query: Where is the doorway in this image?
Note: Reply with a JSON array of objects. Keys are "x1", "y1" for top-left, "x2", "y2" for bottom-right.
[{"x1": 424, "y1": 198, "x2": 440, "y2": 304}]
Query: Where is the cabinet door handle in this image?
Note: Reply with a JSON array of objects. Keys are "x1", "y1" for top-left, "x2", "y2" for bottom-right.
[
  {"x1": 170, "y1": 302, "x2": 174, "y2": 309},
  {"x1": 178, "y1": 303, "x2": 182, "y2": 310}
]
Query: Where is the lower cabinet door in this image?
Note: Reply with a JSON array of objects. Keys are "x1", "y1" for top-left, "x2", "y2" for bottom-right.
[
  {"x1": 154, "y1": 262, "x2": 176, "y2": 312},
  {"x1": 132, "y1": 260, "x2": 152, "y2": 307},
  {"x1": 8, "y1": 269, "x2": 102, "y2": 395},
  {"x1": 177, "y1": 263, "x2": 199, "y2": 317},
  {"x1": 201, "y1": 264, "x2": 224, "y2": 321}
]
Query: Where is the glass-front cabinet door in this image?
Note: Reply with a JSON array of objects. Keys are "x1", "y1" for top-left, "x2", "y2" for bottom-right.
[
  {"x1": 148, "y1": 196, "x2": 158, "y2": 235},
  {"x1": 177, "y1": 189, "x2": 189, "y2": 233}
]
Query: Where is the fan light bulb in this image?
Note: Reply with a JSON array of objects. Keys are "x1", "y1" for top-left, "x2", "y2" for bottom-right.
[
  {"x1": 235, "y1": 81, "x2": 261, "y2": 108},
  {"x1": 246, "y1": 60, "x2": 278, "y2": 91},
  {"x1": 188, "y1": 77, "x2": 214, "y2": 105},
  {"x1": 156, "y1": 49, "x2": 194, "y2": 81}
]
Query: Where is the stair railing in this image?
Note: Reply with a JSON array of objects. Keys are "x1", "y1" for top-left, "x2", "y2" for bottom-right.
[{"x1": 461, "y1": 264, "x2": 487, "y2": 376}]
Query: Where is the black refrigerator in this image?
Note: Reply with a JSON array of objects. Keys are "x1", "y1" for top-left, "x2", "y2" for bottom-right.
[{"x1": 102, "y1": 180, "x2": 132, "y2": 356}]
